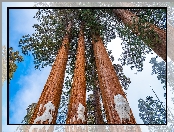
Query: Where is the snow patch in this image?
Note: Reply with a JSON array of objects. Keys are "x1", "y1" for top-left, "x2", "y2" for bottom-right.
[
  {"x1": 39, "y1": 104, "x2": 42, "y2": 111},
  {"x1": 77, "y1": 103, "x2": 86, "y2": 123},
  {"x1": 73, "y1": 115, "x2": 76, "y2": 122},
  {"x1": 29, "y1": 125, "x2": 51, "y2": 132},
  {"x1": 114, "y1": 94, "x2": 130, "y2": 123},
  {"x1": 70, "y1": 115, "x2": 76, "y2": 123},
  {"x1": 33, "y1": 101, "x2": 55, "y2": 124}
]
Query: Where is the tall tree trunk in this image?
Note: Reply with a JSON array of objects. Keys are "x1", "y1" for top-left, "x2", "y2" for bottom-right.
[
  {"x1": 93, "y1": 86, "x2": 105, "y2": 124},
  {"x1": 91, "y1": 53, "x2": 105, "y2": 124},
  {"x1": 92, "y1": 35, "x2": 136, "y2": 124},
  {"x1": 91, "y1": 84, "x2": 106, "y2": 131},
  {"x1": 29, "y1": 23, "x2": 71, "y2": 124},
  {"x1": 113, "y1": 9, "x2": 166, "y2": 62},
  {"x1": 66, "y1": 25, "x2": 87, "y2": 124}
]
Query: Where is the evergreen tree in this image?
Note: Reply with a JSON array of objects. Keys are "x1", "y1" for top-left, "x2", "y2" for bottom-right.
[
  {"x1": 66, "y1": 25, "x2": 87, "y2": 124},
  {"x1": 138, "y1": 96, "x2": 166, "y2": 124},
  {"x1": 29, "y1": 22, "x2": 72, "y2": 124},
  {"x1": 9, "y1": 47, "x2": 23, "y2": 82},
  {"x1": 149, "y1": 57, "x2": 166, "y2": 98},
  {"x1": 92, "y1": 34, "x2": 136, "y2": 124},
  {"x1": 113, "y1": 9, "x2": 166, "y2": 62}
]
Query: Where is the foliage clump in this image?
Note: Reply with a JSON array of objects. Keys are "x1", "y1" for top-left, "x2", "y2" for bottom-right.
[{"x1": 9, "y1": 47, "x2": 23, "y2": 82}]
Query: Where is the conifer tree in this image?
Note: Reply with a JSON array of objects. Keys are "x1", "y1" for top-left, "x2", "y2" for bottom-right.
[
  {"x1": 66, "y1": 24, "x2": 87, "y2": 124},
  {"x1": 92, "y1": 34, "x2": 136, "y2": 124},
  {"x1": 29, "y1": 23, "x2": 72, "y2": 124},
  {"x1": 113, "y1": 9, "x2": 166, "y2": 62}
]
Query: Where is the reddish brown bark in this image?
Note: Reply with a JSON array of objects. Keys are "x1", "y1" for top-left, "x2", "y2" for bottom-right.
[
  {"x1": 92, "y1": 61, "x2": 105, "y2": 124},
  {"x1": 29, "y1": 23, "x2": 71, "y2": 124},
  {"x1": 92, "y1": 35, "x2": 136, "y2": 124},
  {"x1": 93, "y1": 86, "x2": 105, "y2": 124},
  {"x1": 66, "y1": 26, "x2": 87, "y2": 124},
  {"x1": 113, "y1": 9, "x2": 166, "y2": 62}
]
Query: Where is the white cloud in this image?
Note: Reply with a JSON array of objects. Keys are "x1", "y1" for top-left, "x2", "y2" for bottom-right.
[
  {"x1": 8, "y1": 9, "x2": 39, "y2": 53},
  {"x1": 2, "y1": 82, "x2": 20, "y2": 132},
  {"x1": 9, "y1": 66, "x2": 51, "y2": 124},
  {"x1": 10, "y1": 9, "x2": 38, "y2": 35},
  {"x1": 2, "y1": 2, "x2": 35, "y2": 46}
]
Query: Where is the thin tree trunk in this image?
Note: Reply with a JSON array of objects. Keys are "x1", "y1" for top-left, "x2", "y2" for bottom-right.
[
  {"x1": 113, "y1": 9, "x2": 166, "y2": 62},
  {"x1": 93, "y1": 86, "x2": 105, "y2": 124},
  {"x1": 29, "y1": 23, "x2": 71, "y2": 124},
  {"x1": 92, "y1": 35, "x2": 136, "y2": 124},
  {"x1": 66, "y1": 25, "x2": 87, "y2": 124},
  {"x1": 91, "y1": 55, "x2": 105, "y2": 124}
]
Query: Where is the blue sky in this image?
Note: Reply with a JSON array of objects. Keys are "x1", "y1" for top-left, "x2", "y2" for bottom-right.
[
  {"x1": 8, "y1": 8, "x2": 53, "y2": 124},
  {"x1": 2, "y1": 2, "x2": 173, "y2": 132},
  {"x1": 9, "y1": 8, "x2": 38, "y2": 103}
]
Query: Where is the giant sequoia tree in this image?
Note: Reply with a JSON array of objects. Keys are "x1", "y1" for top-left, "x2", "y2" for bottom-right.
[
  {"x1": 29, "y1": 22, "x2": 72, "y2": 124},
  {"x1": 15, "y1": 8, "x2": 166, "y2": 127},
  {"x1": 92, "y1": 34, "x2": 136, "y2": 124},
  {"x1": 66, "y1": 25, "x2": 87, "y2": 124},
  {"x1": 113, "y1": 9, "x2": 166, "y2": 62}
]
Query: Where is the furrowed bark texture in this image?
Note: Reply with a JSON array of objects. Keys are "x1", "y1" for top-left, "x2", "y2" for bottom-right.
[
  {"x1": 93, "y1": 86, "x2": 105, "y2": 124},
  {"x1": 29, "y1": 23, "x2": 71, "y2": 124},
  {"x1": 113, "y1": 9, "x2": 166, "y2": 62},
  {"x1": 92, "y1": 56, "x2": 105, "y2": 124},
  {"x1": 92, "y1": 35, "x2": 136, "y2": 124},
  {"x1": 66, "y1": 26, "x2": 87, "y2": 124}
]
